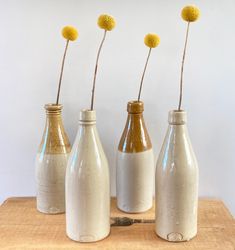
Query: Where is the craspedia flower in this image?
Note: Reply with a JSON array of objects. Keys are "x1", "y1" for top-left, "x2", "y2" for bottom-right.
[
  {"x1": 144, "y1": 33, "x2": 160, "y2": 48},
  {"x1": 137, "y1": 33, "x2": 160, "y2": 101},
  {"x1": 177, "y1": 5, "x2": 200, "y2": 110},
  {"x1": 55, "y1": 25, "x2": 78, "y2": 105},
  {"x1": 181, "y1": 5, "x2": 200, "y2": 22},
  {"x1": 62, "y1": 26, "x2": 78, "y2": 41},
  {"x1": 98, "y1": 14, "x2": 116, "y2": 31}
]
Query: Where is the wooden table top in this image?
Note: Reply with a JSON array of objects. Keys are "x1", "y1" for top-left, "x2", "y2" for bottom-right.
[{"x1": 0, "y1": 197, "x2": 234, "y2": 249}]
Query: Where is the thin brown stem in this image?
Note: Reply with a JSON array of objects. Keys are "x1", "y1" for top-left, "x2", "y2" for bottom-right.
[
  {"x1": 178, "y1": 22, "x2": 190, "y2": 111},
  {"x1": 90, "y1": 30, "x2": 107, "y2": 110},
  {"x1": 56, "y1": 39, "x2": 69, "y2": 105},
  {"x1": 138, "y1": 48, "x2": 152, "y2": 102}
]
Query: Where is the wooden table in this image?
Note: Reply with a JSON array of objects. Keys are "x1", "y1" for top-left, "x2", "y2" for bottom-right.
[{"x1": 0, "y1": 197, "x2": 234, "y2": 249}]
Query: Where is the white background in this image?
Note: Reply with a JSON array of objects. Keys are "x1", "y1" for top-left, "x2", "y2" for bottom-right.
[{"x1": 0, "y1": 0, "x2": 235, "y2": 216}]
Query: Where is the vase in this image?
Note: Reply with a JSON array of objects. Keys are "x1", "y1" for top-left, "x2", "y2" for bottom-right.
[
  {"x1": 35, "y1": 104, "x2": 71, "y2": 214},
  {"x1": 155, "y1": 110, "x2": 199, "y2": 241},
  {"x1": 116, "y1": 101, "x2": 154, "y2": 213},
  {"x1": 66, "y1": 109, "x2": 110, "y2": 242}
]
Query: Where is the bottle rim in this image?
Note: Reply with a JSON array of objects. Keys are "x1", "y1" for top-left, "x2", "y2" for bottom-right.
[
  {"x1": 44, "y1": 103, "x2": 63, "y2": 115},
  {"x1": 127, "y1": 100, "x2": 144, "y2": 113},
  {"x1": 79, "y1": 109, "x2": 96, "y2": 124},
  {"x1": 168, "y1": 110, "x2": 187, "y2": 125}
]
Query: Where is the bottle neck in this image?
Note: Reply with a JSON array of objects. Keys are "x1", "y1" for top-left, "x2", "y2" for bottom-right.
[
  {"x1": 126, "y1": 100, "x2": 145, "y2": 125},
  {"x1": 79, "y1": 120, "x2": 96, "y2": 126},
  {"x1": 167, "y1": 110, "x2": 188, "y2": 135},
  {"x1": 168, "y1": 110, "x2": 187, "y2": 125},
  {"x1": 38, "y1": 104, "x2": 71, "y2": 154},
  {"x1": 127, "y1": 112, "x2": 143, "y2": 121},
  {"x1": 166, "y1": 111, "x2": 190, "y2": 145},
  {"x1": 45, "y1": 104, "x2": 64, "y2": 129},
  {"x1": 127, "y1": 113, "x2": 144, "y2": 126},
  {"x1": 76, "y1": 110, "x2": 101, "y2": 149},
  {"x1": 78, "y1": 109, "x2": 97, "y2": 126},
  {"x1": 118, "y1": 101, "x2": 152, "y2": 153},
  {"x1": 46, "y1": 111, "x2": 62, "y2": 122}
]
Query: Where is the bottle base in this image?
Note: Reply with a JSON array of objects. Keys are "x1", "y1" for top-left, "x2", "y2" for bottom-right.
[
  {"x1": 155, "y1": 230, "x2": 197, "y2": 242},
  {"x1": 66, "y1": 230, "x2": 110, "y2": 243},
  {"x1": 37, "y1": 205, "x2": 65, "y2": 214},
  {"x1": 117, "y1": 203, "x2": 153, "y2": 214}
]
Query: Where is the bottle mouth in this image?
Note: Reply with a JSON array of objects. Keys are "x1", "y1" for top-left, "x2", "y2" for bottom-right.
[
  {"x1": 127, "y1": 100, "x2": 144, "y2": 113},
  {"x1": 79, "y1": 109, "x2": 96, "y2": 123},
  {"x1": 44, "y1": 103, "x2": 62, "y2": 114},
  {"x1": 168, "y1": 110, "x2": 187, "y2": 125}
]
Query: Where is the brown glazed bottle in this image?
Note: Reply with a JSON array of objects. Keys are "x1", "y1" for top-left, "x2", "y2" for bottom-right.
[
  {"x1": 35, "y1": 104, "x2": 71, "y2": 214},
  {"x1": 116, "y1": 101, "x2": 154, "y2": 213}
]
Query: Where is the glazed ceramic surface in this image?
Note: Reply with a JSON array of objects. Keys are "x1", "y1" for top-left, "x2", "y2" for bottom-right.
[
  {"x1": 36, "y1": 153, "x2": 69, "y2": 213},
  {"x1": 117, "y1": 101, "x2": 154, "y2": 213},
  {"x1": 35, "y1": 104, "x2": 71, "y2": 214},
  {"x1": 66, "y1": 110, "x2": 110, "y2": 242},
  {"x1": 155, "y1": 110, "x2": 198, "y2": 242},
  {"x1": 117, "y1": 149, "x2": 154, "y2": 213}
]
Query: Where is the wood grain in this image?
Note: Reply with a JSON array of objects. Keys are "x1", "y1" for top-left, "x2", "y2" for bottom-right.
[{"x1": 0, "y1": 197, "x2": 234, "y2": 249}]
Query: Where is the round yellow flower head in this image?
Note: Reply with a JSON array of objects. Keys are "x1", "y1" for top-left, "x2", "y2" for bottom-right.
[
  {"x1": 62, "y1": 26, "x2": 78, "y2": 41},
  {"x1": 98, "y1": 14, "x2": 116, "y2": 31},
  {"x1": 144, "y1": 33, "x2": 160, "y2": 48},
  {"x1": 181, "y1": 5, "x2": 200, "y2": 22}
]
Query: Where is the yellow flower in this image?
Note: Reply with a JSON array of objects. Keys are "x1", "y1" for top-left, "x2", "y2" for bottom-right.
[
  {"x1": 181, "y1": 5, "x2": 200, "y2": 22},
  {"x1": 144, "y1": 33, "x2": 160, "y2": 48},
  {"x1": 62, "y1": 26, "x2": 78, "y2": 41},
  {"x1": 98, "y1": 14, "x2": 116, "y2": 31}
]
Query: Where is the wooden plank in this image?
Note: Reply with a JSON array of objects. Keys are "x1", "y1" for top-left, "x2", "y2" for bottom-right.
[{"x1": 0, "y1": 197, "x2": 234, "y2": 249}]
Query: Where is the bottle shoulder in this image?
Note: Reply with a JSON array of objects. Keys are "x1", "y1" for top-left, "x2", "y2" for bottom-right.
[
  {"x1": 156, "y1": 125, "x2": 198, "y2": 172},
  {"x1": 38, "y1": 118, "x2": 71, "y2": 154},
  {"x1": 67, "y1": 126, "x2": 109, "y2": 171},
  {"x1": 118, "y1": 114, "x2": 152, "y2": 153}
]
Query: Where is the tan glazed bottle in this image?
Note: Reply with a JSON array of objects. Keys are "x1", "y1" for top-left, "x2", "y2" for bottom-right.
[
  {"x1": 117, "y1": 101, "x2": 154, "y2": 213},
  {"x1": 66, "y1": 110, "x2": 110, "y2": 242},
  {"x1": 35, "y1": 104, "x2": 71, "y2": 214},
  {"x1": 155, "y1": 110, "x2": 198, "y2": 241}
]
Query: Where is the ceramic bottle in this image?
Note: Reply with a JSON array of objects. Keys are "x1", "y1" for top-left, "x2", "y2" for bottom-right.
[
  {"x1": 66, "y1": 109, "x2": 110, "y2": 242},
  {"x1": 117, "y1": 101, "x2": 154, "y2": 213},
  {"x1": 35, "y1": 104, "x2": 71, "y2": 214},
  {"x1": 155, "y1": 110, "x2": 199, "y2": 241}
]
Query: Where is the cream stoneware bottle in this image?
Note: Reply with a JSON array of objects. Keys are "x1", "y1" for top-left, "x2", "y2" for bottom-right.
[
  {"x1": 66, "y1": 109, "x2": 110, "y2": 242},
  {"x1": 117, "y1": 101, "x2": 154, "y2": 213},
  {"x1": 155, "y1": 110, "x2": 198, "y2": 241},
  {"x1": 35, "y1": 104, "x2": 71, "y2": 214}
]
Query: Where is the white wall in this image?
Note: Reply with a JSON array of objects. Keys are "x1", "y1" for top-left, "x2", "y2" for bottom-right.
[{"x1": 0, "y1": 0, "x2": 235, "y2": 216}]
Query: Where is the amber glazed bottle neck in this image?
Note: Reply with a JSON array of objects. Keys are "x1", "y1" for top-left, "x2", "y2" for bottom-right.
[
  {"x1": 118, "y1": 101, "x2": 152, "y2": 153},
  {"x1": 45, "y1": 104, "x2": 63, "y2": 124},
  {"x1": 38, "y1": 104, "x2": 71, "y2": 154}
]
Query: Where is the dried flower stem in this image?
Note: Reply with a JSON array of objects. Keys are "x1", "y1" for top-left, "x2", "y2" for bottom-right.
[
  {"x1": 178, "y1": 22, "x2": 190, "y2": 111},
  {"x1": 137, "y1": 48, "x2": 152, "y2": 102},
  {"x1": 56, "y1": 39, "x2": 69, "y2": 105},
  {"x1": 90, "y1": 30, "x2": 107, "y2": 110}
]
